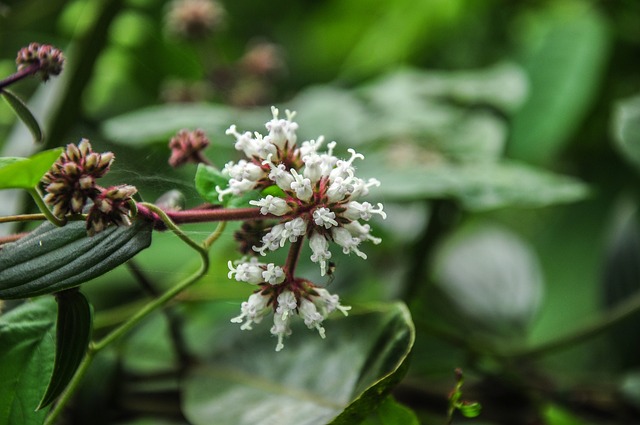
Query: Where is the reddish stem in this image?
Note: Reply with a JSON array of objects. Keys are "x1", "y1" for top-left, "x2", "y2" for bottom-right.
[
  {"x1": 0, "y1": 63, "x2": 41, "y2": 90},
  {"x1": 284, "y1": 236, "x2": 305, "y2": 280},
  {"x1": 136, "y1": 204, "x2": 275, "y2": 229}
]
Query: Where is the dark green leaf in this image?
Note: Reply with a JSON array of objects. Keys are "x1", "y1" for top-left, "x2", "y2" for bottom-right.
[
  {"x1": 38, "y1": 290, "x2": 93, "y2": 409},
  {"x1": 0, "y1": 217, "x2": 153, "y2": 299},
  {"x1": 612, "y1": 94, "x2": 640, "y2": 172},
  {"x1": 182, "y1": 303, "x2": 414, "y2": 425},
  {"x1": 0, "y1": 298, "x2": 56, "y2": 425},
  {"x1": 360, "y1": 396, "x2": 420, "y2": 425},
  {"x1": 509, "y1": 1, "x2": 610, "y2": 164},
  {"x1": 0, "y1": 148, "x2": 63, "y2": 190},
  {"x1": 1, "y1": 88, "x2": 44, "y2": 143}
]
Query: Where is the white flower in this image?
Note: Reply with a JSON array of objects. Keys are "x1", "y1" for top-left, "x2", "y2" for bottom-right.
[
  {"x1": 328, "y1": 148, "x2": 364, "y2": 181},
  {"x1": 265, "y1": 106, "x2": 298, "y2": 150},
  {"x1": 290, "y1": 169, "x2": 313, "y2": 201},
  {"x1": 312, "y1": 287, "x2": 351, "y2": 316},
  {"x1": 313, "y1": 207, "x2": 338, "y2": 229},
  {"x1": 343, "y1": 221, "x2": 382, "y2": 245},
  {"x1": 299, "y1": 298, "x2": 326, "y2": 338},
  {"x1": 281, "y1": 217, "x2": 306, "y2": 245},
  {"x1": 309, "y1": 232, "x2": 332, "y2": 276},
  {"x1": 263, "y1": 155, "x2": 295, "y2": 191},
  {"x1": 331, "y1": 226, "x2": 367, "y2": 259},
  {"x1": 326, "y1": 173, "x2": 356, "y2": 203},
  {"x1": 215, "y1": 178, "x2": 256, "y2": 201},
  {"x1": 227, "y1": 258, "x2": 264, "y2": 284},
  {"x1": 250, "y1": 195, "x2": 291, "y2": 216},
  {"x1": 231, "y1": 292, "x2": 271, "y2": 330},
  {"x1": 262, "y1": 263, "x2": 285, "y2": 285},
  {"x1": 271, "y1": 290, "x2": 297, "y2": 351},
  {"x1": 350, "y1": 177, "x2": 380, "y2": 198},
  {"x1": 343, "y1": 201, "x2": 386, "y2": 221}
]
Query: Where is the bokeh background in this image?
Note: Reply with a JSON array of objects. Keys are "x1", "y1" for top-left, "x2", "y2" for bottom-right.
[{"x1": 2, "y1": 0, "x2": 640, "y2": 424}]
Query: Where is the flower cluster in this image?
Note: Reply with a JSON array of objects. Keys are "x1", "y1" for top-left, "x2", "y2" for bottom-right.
[
  {"x1": 222, "y1": 107, "x2": 385, "y2": 350},
  {"x1": 15, "y1": 43, "x2": 64, "y2": 81},
  {"x1": 228, "y1": 258, "x2": 351, "y2": 352},
  {"x1": 165, "y1": 0, "x2": 225, "y2": 39},
  {"x1": 220, "y1": 107, "x2": 386, "y2": 275},
  {"x1": 41, "y1": 139, "x2": 137, "y2": 235},
  {"x1": 168, "y1": 128, "x2": 211, "y2": 167}
]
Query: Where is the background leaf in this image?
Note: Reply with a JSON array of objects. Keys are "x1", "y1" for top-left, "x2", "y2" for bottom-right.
[
  {"x1": 182, "y1": 303, "x2": 414, "y2": 425},
  {"x1": 612, "y1": 94, "x2": 640, "y2": 172},
  {"x1": 0, "y1": 148, "x2": 63, "y2": 190},
  {"x1": 38, "y1": 289, "x2": 93, "y2": 409},
  {"x1": 508, "y1": 1, "x2": 610, "y2": 164},
  {"x1": 1, "y1": 89, "x2": 43, "y2": 143},
  {"x1": 0, "y1": 298, "x2": 56, "y2": 425},
  {"x1": 0, "y1": 217, "x2": 153, "y2": 299}
]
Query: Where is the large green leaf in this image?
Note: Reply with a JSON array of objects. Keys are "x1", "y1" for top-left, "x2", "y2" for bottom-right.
[
  {"x1": 509, "y1": 1, "x2": 610, "y2": 164},
  {"x1": 0, "y1": 148, "x2": 63, "y2": 190},
  {"x1": 0, "y1": 298, "x2": 56, "y2": 425},
  {"x1": 0, "y1": 217, "x2": 153, "y2": 299},
  {"x1": 38, "y1": 289, "x2": 93, "y2": 409},
  {"x1": 182, "y1": 303, "x2": 414, "y2": 425},
  {"x1": 360, "y1": 157, "x2": 588, "y2": 211},
  {"x1": 612, "y1": 94, "x2": 640, "y2": 172},
  {"x1": 1, "y1": 89, "x2": 44, "y2": 143},
  {"x1": 360, "y1": 396, "x2": 420, "y2": 425}
]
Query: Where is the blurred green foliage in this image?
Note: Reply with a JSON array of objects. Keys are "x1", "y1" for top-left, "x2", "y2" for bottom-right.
[{"x1": 1, "y1": 0, "x2": 640, "y2": 424}]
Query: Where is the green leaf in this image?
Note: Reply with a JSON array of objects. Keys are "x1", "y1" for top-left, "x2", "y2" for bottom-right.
[
  {"x1": 0, "y1": 148, "x2": 63, "y2": 190},
  {"x1": 360, "y1": 396, "x2": 420, "y2": 425},
  {"x1": 182, "y1": 303, "x2": 414, "y2": 425},
  {"x1": 360, "y1": 157, "x2": 589, "y2": 211},
  {"x1": 0, "y1": 298, "x2": 56, "y2": 425},
  {"x1": 612, "y1": 94, "x2": 640, "y2": 172},
  {"x1": 431, "y1": 224, "x2": 544, "y2": 338},
  {"x1": 509, "y1": 1, "x2": 610, "y2": 164},
  {"x1": 1, "y1": 88, "x2": 44, "y2": 143},
  {"x1": 458, "y1": 402, "x2": 482, "y2": 418},
  {"x1": 101, "y1": 103, "x2": 238, "y2": 146},
  {"x1": 38, "y1": 289, "x2": 93, "y2": 409},
  {"x1": 0, "y1": 217, "x2": 153, "y2": 299},
  {"x1": 194, "y1": 163, "x2": 229, "y2": 206}
]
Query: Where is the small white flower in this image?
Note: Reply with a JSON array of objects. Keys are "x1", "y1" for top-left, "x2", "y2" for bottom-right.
[
  {"x1": 331, "y1": 227, "x2": 367, "y2": 259},
  {"x1": 312, "y1": 287, "x2": 351, "y2": 316},
  {"x1": 227, "y1": 258, "x2": 264, "y2": 284},
  {"x1": 326, "y1": 173, "x2": 356, "y2": 203},
  {"x1": 290, "y1": 169, "x2": 313, "y2": 201},
  {"x1": 231, "y1": 292, "x2": 271, "y2": 330},
  {"x1": 253, "y1": 223, "x2": 285, "y2": 255},
  {"x1": 271, "y1": 290, "x2": 297, "y2": 351},
  {"x1": 313, "y1": 207, "x2": 338, "y2": 229},
  {"x1": 343, "y1": 201, "x2": 387, "y2": 221},
  {"x1": 281, "y1": 217, "x2": 306, "y2": 246},
  {"x1": 309, "y1": 232, "x2": 332, "y2": 276},
  {"x1": 250, "y1": 195, "x2": 291, "y2": 216},
  {"x1": 215, "y1": 178, "x2": 256, "y2": 201},
  {"x1": 299, "y1": 298, "x2": 326, "y2": 338},
  {"x1": 343, "y1": 221, "x2": 382, "y2": 245},
  {"x1": 263, "y1": 155, "x2": 295, "y2": 191},
  {"x1": 271, "y1": 309, "x2": 292, "y2": 352},
  {"x1": 329, "y1": 148, "x2": 364, "y2": 181},
  {"x1": 262, "y1": 263, "x2": 285, "y2": 285},
  {"x1": 302, "y1": 152, "x2": 326, "y2": 184},
  {"x1": 350, "y1": 177, "x2": 380, "y2": 198},
  {"x1": 265, "y1": 106, "x2": 298, "y2": 150}
]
